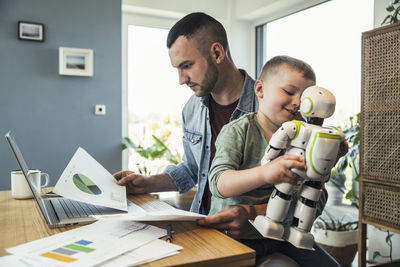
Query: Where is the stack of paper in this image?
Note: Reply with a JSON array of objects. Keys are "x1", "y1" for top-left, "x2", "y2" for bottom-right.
[
  {"x1": 2, "y1": 220, "x2": 182, "y2": 266},
  {"x1": 1, "y1": 147, "x2": 196, "y2": 266}
]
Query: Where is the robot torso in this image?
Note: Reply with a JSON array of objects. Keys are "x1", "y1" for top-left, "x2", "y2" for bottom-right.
[{"x1": 285, "y1": 121, "x2": 344, "y2": 181}]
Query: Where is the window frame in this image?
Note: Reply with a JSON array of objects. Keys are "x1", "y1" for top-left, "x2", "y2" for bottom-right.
[{"x1": 121, "y1": 11, "x2": 179, "y2": 169}]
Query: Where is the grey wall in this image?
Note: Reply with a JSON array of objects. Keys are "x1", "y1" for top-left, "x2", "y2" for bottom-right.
[{"x1": 0, "y1": 0, "x2": 122, "y2": 190}]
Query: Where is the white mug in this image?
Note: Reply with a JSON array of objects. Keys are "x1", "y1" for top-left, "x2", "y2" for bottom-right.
[{"x1": 11, "y1": 169, "x2": 50, "y2": 199}]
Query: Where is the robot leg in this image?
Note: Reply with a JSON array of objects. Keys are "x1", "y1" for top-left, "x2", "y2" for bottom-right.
[
  {"x1": 253, "y1": 183, "x2": 295, "y2": 240},
  {"x1": 286, "y1": 181, "x2": 322, "y2": 250}
]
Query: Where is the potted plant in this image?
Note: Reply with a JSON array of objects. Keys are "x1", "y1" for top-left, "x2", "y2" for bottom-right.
[
  {"x1": 336, "y1": 113, "x2": 360, "y2": 208},
  {"x1": 325, "y1": 167, "x2": 347, "y2": 206},
  {"x1": 313, "y1": 211, "x2": 358, "y2": 267},
  {"x1": 123, "y1": 135, "x2": 182, "y2": 164},
  {"x1": 312, "y1": 114, "x2": 360, "y2": 267}
]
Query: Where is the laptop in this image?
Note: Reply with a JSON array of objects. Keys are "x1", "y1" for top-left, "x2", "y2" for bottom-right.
[{"x1": 5, "y1": 131, "x2": 126, "y2": 228}]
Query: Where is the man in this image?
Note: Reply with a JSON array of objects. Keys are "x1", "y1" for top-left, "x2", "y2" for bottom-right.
[
  {"x1": 114, "y1": 12, "x2": 346, "y2": 266},
  {"x1": 114, "y1": 12, "x2": 261, "y2": 238}
]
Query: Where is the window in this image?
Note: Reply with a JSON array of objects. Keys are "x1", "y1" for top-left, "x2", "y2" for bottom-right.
[
  {"x1": 256, "y1": 0, "x2": 374, "y2": 126},
  {"x1": 126, "y1": 25, "x2": 191, "y2": 173}
]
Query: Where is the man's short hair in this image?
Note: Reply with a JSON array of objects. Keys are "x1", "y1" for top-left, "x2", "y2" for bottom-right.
[
  {"x1": 260, "y1": 55, "x2": 316, "y2": 82},
  {"x1": 167, "y1": 12, "x2": 228, "y2": 56}
]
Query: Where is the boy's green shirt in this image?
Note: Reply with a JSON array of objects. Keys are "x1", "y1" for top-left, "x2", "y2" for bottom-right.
[{"x1": 208, "y1": 112, "x2": 275, "y2": 216}]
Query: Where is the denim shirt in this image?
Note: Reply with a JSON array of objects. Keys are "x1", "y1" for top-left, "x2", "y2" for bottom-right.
[{"x1": 164, "y1": 69, "x2": 257, "y2": 214}]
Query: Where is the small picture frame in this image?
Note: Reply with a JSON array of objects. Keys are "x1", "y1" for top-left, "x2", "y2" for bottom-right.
[
  {"x1": 59, "y1": 47, "x2": 94, "y2": 77},
  {"x1": 18, "y1": 21, "x2": 44, "y2": 42}
]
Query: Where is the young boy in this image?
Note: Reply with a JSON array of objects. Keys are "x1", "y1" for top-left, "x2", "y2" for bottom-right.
[
  {"x1": 208, "y1": 55, "x2": 314, "y2": 214},
  {"x1": 208, "y1": 55, "x2": 340, "y2": 266}
]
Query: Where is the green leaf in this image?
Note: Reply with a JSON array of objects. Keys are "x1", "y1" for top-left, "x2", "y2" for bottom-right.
[
  {"x1": 149, "y1": 148, "x2": 166, "y2": 159},
  {"x1": 353, "y1": 134, "x2": 360, "y2": 146},
  {"x1": 345, "y1": 189, "x2": 355, "y2": 200},
  {"x1": 176, "y1": 150, "x2": 182, "y2": 162},
  {"x1": 373, "y1": 251, "x2": 381, "y2": 260},
  {"x1": 337, "y1": 157, "x2": 348, "y2": 172},
  {"x1": 387, "y1": 6, "x2": 395, "y2": 12},
  {"x1": 152, "y1": 135, "x2": 168, "y2": 150},
  {"x1": 122, "y1": 137, "x2": 137, "y2": 150},
  {"x1": 386, "y1": 233, "x2": 394, "y2": 243}
]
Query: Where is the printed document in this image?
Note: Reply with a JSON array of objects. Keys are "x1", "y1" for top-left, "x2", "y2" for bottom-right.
[
  {"x1": 6, "y1": 220, "x2": 165, "y2": 267},
  {"x1": 101, "y1": 239, "x2": 182, "y2": 267},
  {"x1": 53, "y1": 147, "x2": 127, "y2": 211},
  {"x1": 94, "y1": 197, "x2": 205, "y2": 221}
]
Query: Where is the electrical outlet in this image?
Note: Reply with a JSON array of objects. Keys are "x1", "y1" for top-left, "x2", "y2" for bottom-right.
[{"x1": 94, "y1": 104, "x2": 106, "y2": 115}]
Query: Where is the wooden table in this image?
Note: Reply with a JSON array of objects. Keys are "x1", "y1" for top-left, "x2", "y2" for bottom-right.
[{"x1": 0, "y1": 190, "x2": 255, "y2": 266}]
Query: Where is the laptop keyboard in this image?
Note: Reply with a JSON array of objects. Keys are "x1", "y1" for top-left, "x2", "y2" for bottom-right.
[{"x1": 52, "y1": 198, "x2": 115, "y2": 218}]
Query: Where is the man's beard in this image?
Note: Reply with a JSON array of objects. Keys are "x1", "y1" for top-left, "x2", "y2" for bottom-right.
[{"x1": 197, "y1": 59, "x2": 218, "y2": 97}]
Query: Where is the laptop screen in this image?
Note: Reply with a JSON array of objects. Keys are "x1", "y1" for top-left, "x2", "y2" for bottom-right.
[{"x1": 5, "y1": 131, "x2": 50, "y2": 222}]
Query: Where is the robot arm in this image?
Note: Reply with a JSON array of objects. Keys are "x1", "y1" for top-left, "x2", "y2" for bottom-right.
[{"x1": 261, "y1": 121, "x2": 298, "y2": 165}]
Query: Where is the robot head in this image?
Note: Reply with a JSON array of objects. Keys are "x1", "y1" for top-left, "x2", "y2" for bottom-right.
[{"x1": 300, "y1": 86, "x2": 336, "y2": 120}]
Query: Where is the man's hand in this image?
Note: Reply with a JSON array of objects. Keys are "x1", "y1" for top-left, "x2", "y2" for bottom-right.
[
  {"x1": 113, "y1": 171, "x2": 148, "y2": 194},
  {"x1": 113, "y1": 171, "x2": 178, "y2": 194},
  {"x1": 197, "y1": 205, "x2": 254, "y2": 239}
]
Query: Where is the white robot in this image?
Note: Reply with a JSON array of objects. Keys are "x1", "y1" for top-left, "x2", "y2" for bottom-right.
[{"x1": 253, "y1": 86, "x2": 344, "y2": 250}]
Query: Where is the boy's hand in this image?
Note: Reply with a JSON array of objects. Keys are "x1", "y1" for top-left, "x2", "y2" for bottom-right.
[{"x1": 262, "y1": 154, "x2": 306, "y2": 185}]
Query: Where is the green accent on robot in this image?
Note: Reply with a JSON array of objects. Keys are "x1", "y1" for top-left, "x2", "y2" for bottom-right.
[
  {"x1": 302, "y1": 97, "x2": 313, "y2": 115},
  {"x1": 292, "y1": 120, "x2": 304, "y2": 140},
  {"x1": 309, "y1": 133, "x2": 341, "y2": 176}
]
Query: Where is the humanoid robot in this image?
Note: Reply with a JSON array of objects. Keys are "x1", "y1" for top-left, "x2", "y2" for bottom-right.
[{"x1": 253, "y1": 86, "x2": 344, "y2": 250}]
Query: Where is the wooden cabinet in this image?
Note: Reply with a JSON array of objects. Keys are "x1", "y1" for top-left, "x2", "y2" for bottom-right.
[{"x1": 359, "y1": 22, "x2": 400, "y2": 266}]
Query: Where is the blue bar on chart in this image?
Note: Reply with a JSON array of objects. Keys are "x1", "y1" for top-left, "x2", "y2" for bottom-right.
[{"x1": 75, "y1": 240, "x2": 93, "y2": 246}]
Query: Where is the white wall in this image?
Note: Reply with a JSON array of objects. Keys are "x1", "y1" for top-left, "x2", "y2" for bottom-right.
[{"x1": 374, "y1": 0, "x2": 390, "y2": 28}]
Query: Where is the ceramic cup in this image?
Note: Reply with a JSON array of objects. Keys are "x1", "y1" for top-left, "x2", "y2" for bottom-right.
[{"x1": 11, "y1": 169, "x2": 50, "y2": 199}]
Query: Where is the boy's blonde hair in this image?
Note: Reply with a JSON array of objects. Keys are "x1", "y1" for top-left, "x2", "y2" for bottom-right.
[{"x1": 259, "y1": 55, "x2": 316, "y2": 82}]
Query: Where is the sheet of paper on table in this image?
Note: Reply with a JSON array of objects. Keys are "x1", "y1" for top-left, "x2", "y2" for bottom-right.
[
  {"x1": 101, "y1": 239, "x2": 183, "y2": 267},
  {"x1": 0, "y1": 255, "x2": 35, "y2": 267},
  {"x1": 6, "y1": 220, "x2": 166, "y2": 267},
  {"x1": 53, "y1": 147, "x2": 127, "y2": 211},
  {"x1": 1, "y1": 239, "x2": 183, "y2": 267},
  {"x1": 95, "y1": 198, "x2": 206, "y2": 221}
]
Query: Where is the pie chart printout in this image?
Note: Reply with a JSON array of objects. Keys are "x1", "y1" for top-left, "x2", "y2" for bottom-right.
[{"x1": 73, "y1": 173, "x2": 102, "y2": 195}]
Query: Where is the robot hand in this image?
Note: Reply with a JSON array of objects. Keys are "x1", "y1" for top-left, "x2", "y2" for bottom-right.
[{"x1": 261, "y1": 121, "x2": 298, "y2": 166}]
